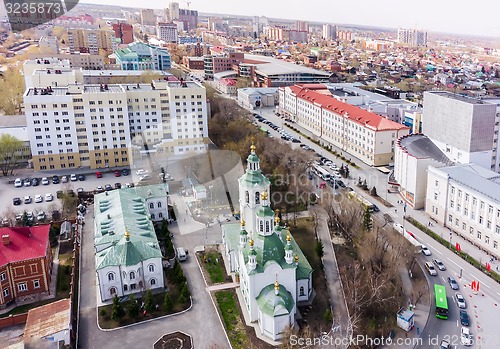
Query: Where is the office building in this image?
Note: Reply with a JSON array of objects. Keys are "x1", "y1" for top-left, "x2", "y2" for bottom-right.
[
  {"x1": 279, "y1": 84, "x2": 410, "y2": 166},
  {"x1": 67, "y1": 28, "x2": 117, "y2": 56},
  {"x1": 157, "y1": 22, "x2": 179, "y2": 43},
  {"x1": 397, "y1": 28, "x2": 427, "y2": 47},
  {"x1": 141, "y1": 9, "x2": 157, "y2": 26},
  {"x1": 426, "y1": 163, "x2": 500, "y2": 259},
  {"x1": 114, "y1": 42, "x2": 171, "y2": 71},
  {"x1": 322, "y1": 24, "x2": 337, "y2": 40},
  {"x1": 422, "y1": 91, "x2": 500, "y2": 172},
  {"x1": 24, "y1": 80, "x2": 208, "y2": 171}
]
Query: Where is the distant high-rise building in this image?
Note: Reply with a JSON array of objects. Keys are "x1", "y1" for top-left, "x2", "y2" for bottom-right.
[
  {"x1": 265, "y1": 27, "x2": 307, "y2": 43},
  {"x1": 252, "y1": 16, "x2": 268, "y2": 37},
  {"x1": 169, "y1": 2, "x2": 180, "y2": 21},
  {"x1": 112, "y1": 23, "x2": 134, "y2": 44},
  {"x1": 67, "y1": 28, "x2": 116, "y2": 56},
  {"x1": 179, "y1": 9, "x2": 198, "y2": 31},
  {"x1": 140, "y1": 9, "x2": 156, "y2": 26},
  {"x1": 397, "y1": 28, "x2": 427, "y2": 46},
  {"x1": 322, "y1": 24, "x2": 337, "y2": 40},
  {"x1": 295, "y1": 20, "x2": 309, "y2": 32},
  {"x1": 157, "y1": 22, "x2": 178, "y2": 43}
]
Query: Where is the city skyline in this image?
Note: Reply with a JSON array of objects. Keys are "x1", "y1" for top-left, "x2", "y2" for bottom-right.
[{"x1": 80, "y1": 0, "x2": 500, "y2": 38}]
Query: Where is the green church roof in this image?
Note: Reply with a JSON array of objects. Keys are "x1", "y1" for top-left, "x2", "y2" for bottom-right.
[
  {"x1": 256, "y1": 205, "x2": 275, "y2": 217},
  {"x1": 256, "y1": 284, "x2": 294, "y2": 317}
]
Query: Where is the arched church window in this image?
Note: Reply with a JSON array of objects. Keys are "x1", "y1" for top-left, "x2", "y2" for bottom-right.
[
  {"x1": 255, "y1": 192, "x2": 260, "y2": 205},
  {"x1": 245, "y1": 191, "x2": 249, "y2": 204},
  {"x1": 259, "y1": 220, "x2": 263, "y2": 232},
  {"x1": 300, "y1": 286, "x2": 305, "y2": 296},
  {"x1": 265, "y1": 221, "x2": 270, "y2": 233}
]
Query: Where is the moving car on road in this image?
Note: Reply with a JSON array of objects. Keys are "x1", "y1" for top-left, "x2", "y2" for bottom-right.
[
  {"x1": 421, "y1": 245, "x2": 432, "y2": 256},
  {"x1": 455, "y1": 292, "x2": 466, "y2": 308},
  {"x1": 460, "y1": 326, "x2": 473, "y2": 346},
  {"x1": 433, "y1": 259, "x2": 446, "y2": 271},
  {"x1": 448, "y1": 277, "x2": 459, "y2": 290},
  {"x1": 460, "y1": 310, "x2": 470, "y2": 326},
  {"x1": 425, "y1": 262, "x2": 437, "y2": 276}
]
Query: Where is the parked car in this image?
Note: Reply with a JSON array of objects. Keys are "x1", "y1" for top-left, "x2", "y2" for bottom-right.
[
  {"x1": 24, "y1": 195, "x2": 32, "y2": 204},
  {"x1": 24, "y1": 178, "x2": 31, "y2": 187},
  {"x1": 52, "y1": 175, "x2": 59, "y2": 184},
  {"x1": 34, "y1": 194, "x2": 43, "y2": 203},
  {"x1": 425, "y1": 261, "x2": 437, "y2": 276},
  {"x1": 56, "y1": 190, "x2": 63, "y2": 199},
  {"x1": 70, "y1": 174, "x2": 77, "y2": 181},
  {"x1": 455, "y1": 292, "x2": 466, "y2": 308},
  {"x1": 448, "y1": 277, "x2": 459, "y2": 290},
  {"x1": 41, "y1": 177, "x2": 49, "y2": 185},
  {"x1": 37, "y1": 211, "x2": 46, "y2": 221},
  {"x1": 105, "y1": 184, "x2": 112, "y2": 191},
  {"x1": 460, "y1": 326, "x2": 473, "y2": 346},
  {"x1": 439, "y1": 339, "x2": 450, "y2": 349},
  {"x1": 122, "y1": 169, "x2": 129, "y2": 176},
  {"x1": 124, "y1": 183, "x2": 134, "y2": 188},
  {"x1": 114, "y1": 170, "x2": 121, "y2": 177},
  {"x1": 114, "y1": 182, "x2": 122, "y2": 189},
  {"x1": 460, "y1": 310, "x2": 470, "y2": 326},
  {"x1": 61, "y1": 175, "x2": 68, "y2": 183},
  {"x1": 45, "y1": 193, "x2": 53, "y2": 202},
  {"x1": 139, "y1": 174, "x2": 152, "y2": 181},
  {"x1": 26, "y1": 212, "x2": 34, "y2": 222},
  {"x1": 96, "y1": 186, "x2": 104, "y2": 193},
  {"x1": 13, "y1": 197, "x2": 21, "y2": 205},
  {"x1": 96, "y1": 171, "x2": 102, "y2": 178},
  {"x1": 14, "y1": 178, "x2": 22, "y2": 187},
  {"x1": 32, "y1": 178, "x2": 39, "y2": 186},
  {"x1": 421, "y1": 245, "x2": 432, "y2": 256},
  {"x1": 77, "y1": 187, "x2": 84, "y2": 193},
  {"x1": 78, "y1": 174, "x2": 85, "y2": 181},
  {"x1": 433, "y1": 259, "x2": 446, "y2": 271},
  {"x1": 136, "y1": 169, "x2": 148, "y2": 176}
]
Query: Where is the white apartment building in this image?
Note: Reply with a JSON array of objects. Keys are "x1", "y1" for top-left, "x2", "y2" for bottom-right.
[
  {"x1": 423, "y1": 91, "x2": 500, "y2": 172},
  {"x1": 24, "y1": 80, "x2": 208, "y2": 171},
  {"x1": 157, "y1": 22, "x2": 178, "y2": 43},
  {"x1": 279, "y1": 84, "x2": 409, "y2": 166},
  {"x1": 322, "y1": 24, "x2": 337, "y2": 40},
  {"x1": 426, "y1": 164, "x2": 500, "y2": 258},
  {"x1": 397, "y1": 28, "x2": 427, "y2": 46}
]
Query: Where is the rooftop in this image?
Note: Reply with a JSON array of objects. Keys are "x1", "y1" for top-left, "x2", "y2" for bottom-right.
[
  {"x1": 0, "y1": 225, "x2": 50, "y2": 267},
  {"x1": 83, "y1": 85, "x2": 124, "y2": 93},
  {"x1": 398, "y1": 134, "x2": 454, "y2": 165},
  {"x1": 0, "y1": 114, "x2": 26, "y2": 128},
  {"x1": 245, "y1": 54, "x2": 331, "y2": 77},
  {"x1": 437, "y1": 163, "x2": 500, "y2": 203},
  {"x1": 425, "y1": 91, "x2": 487, "y2": 105},
  {"x1": 24, "y1": 298, "x2": 71, "y2": 348}
]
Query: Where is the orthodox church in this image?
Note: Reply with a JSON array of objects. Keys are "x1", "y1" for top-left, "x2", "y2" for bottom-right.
[{"x1": 222, "y1": 141, "x2": 313, "y2": 341}]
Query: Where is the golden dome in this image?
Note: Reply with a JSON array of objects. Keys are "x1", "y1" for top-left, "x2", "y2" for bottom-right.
[
  {"x1": 274, "y1": 279, "x2": 279, "y2": 291},
  {"x1": 125, "y1": 231, "x2": 130, "y2": 239},
  {"x1": 261, "y1": 190, "x2": 269, "y2": 201},
  {"x1": 249, "y1": 238, "x2": 254, "y2": 247},
  {"x1": 250, "y1": 136, "x2": 256, "y2": 152},
  {"x1": 286, "y1": 234, "x2": 291, "y2": 242},
  {"x1": 241, "y1": 219, "x2": 245, "y2": 227},
  {"x1": 275, "y1": 216, "x2": 281, "y2": 223},
  {"x1": 294, "y1": 254, "x2": 299, "y2": 262}
]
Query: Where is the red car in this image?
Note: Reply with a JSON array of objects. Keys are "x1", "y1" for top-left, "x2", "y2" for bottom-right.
[
  {"x1": 114, "y1": 170, "x2": 121, "y2": 177},
  {"x1": 319, "y1": 182, "x2": 327, "y2": 189},
  {"x1": 96, "y1": 171, "x2": 102, "y2": 178}
]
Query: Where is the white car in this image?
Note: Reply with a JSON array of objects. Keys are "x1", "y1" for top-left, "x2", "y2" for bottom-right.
[
  {"x1": 421, "y1": 245, "x2": 432, "y2": 256},
  {"x1": 136, "y1": 169, "x2": 148, "y2": 176},
  {"x1": 34, "y1": 194, "x2": 43, "y2": 203},
  {"x1": 455, "y1": 292, "x2": 466, "y2": 309},
  {"x1": 14, "y1": 178, "x2": 22, "y2": 187},
  {"x1": 41, "y1": 177, "x2": 49, "y2": 185},
  {"x1": 460, "y1": 326, "x2": 473, "y2": 346},
  {"x1": 393, "y1": 222, "x2": 404, "y2": 234},
  {"x1": 70, "y1": 174, "x2": 77, "y2": 182},
  {"x1": 37, "y1": 211, "x2": 46, "y2": 221},
  {"x1": 45, "y1": 193, "x2": 53, "y2": 202},
  {"x1": 61, "y1": 175, "x2": 68, "y2": 183},
  {"x1": 24, "y1": 195, "x2": 32, "y2": 204}
]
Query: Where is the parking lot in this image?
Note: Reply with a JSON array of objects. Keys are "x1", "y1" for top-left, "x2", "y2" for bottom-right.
[{"x1": 0, "y1": 168, "x2": 167, "y2": 225}]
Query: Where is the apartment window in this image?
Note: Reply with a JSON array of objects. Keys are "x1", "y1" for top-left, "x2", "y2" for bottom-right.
[
  {"x1": 462, "y1": 223, "x2": 467, "y2": 231},
  {"x1": 450, "y1": 200, "x2": 454, "y2": 208},
  {"x1": 465, "y1": 194, "x2": 469, "y2": 202},
  {"x1": 33, "y1": 280, "x2": 40, "y2": 289},
  {"x1": 496, "y1": 226, "x2": 500, "y2": 234},
  {"x1": 478, "y1": 232, "x2": 482, "y2": 240},
  {"x1": 455, "y1": 218, "x2": 459, "y2": 226},
  {"x1": 480, "y1": 201, "x2": 485, "y2": 210},
  {"x1": 3, "y1": 288, "x2": 8, "y2": 297},
  {"x1": 464, "y1": 208, "x2": 468, "y2": 216},
  {"x1": 0, "y1": 273, "x2": 5, "y2": 281},
  {"x1": 18, "y1": 282, "x2": 27, "y2": 292},
  {"x1": 448, "y1": 214, "x2": 452, "y2": 223},
  {"x1": 487, "y1": 221, "x2": 492, "y2": 229},
  {"x1": 489, "y1": 205, "x2": 493, "y2": 214},
  {"x1": 494, "y1": 241, "x2": 498, "y2": 249},
  {"x1": 473, "y1": 197, "x2": 477, "y2": 205},
  {"x1": 470, "y1": 227, "x2": 474, "y2": 235},
  {"x1": 485, "y1": 236, "x2": 490, "y2": 244},
  {"x1": 479, "y1": 216, "x2": 483, "y2": 224},
  {"x1": 457, "y1": 204, "x2": 461, "y2": 212}
]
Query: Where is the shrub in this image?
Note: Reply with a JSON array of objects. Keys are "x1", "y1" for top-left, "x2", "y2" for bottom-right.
[
  {"x1": 163, "y1": 292, "x2": 173, "y2": 312},
  {"x1": 144, "y1": 289, "x2": 154, "y2": 313}
]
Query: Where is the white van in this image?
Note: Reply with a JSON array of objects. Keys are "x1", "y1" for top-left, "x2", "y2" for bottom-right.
[
  {"x1": 425, "y1": 261, "x2": 437, "y2": 276},
  {"x1": 176, "y1": 247, "x2": 187, "y2": 262}
]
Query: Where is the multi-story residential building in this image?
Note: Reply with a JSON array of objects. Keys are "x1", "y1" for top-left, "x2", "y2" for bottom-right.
[
  {"x1": 0, "y1": 225, "x2": 52, "y2": 308},
  {"x1": 140, "y1": 9, "x2": 157, "y2": 26},
  {"x1": 322, "y1": 24, "x2": 337, "y2": 40},
  {"x1": 422, "y1": 91, "x2": 500, "y2": 172},
  {"x1": 426, "y1": 163, "x2": 500, "y2": 258},
  {"x1": 337, "y1": 31, "x2": 354, "y2": 41},
  {"x1": 112, "y1": 23, "x2": 134, "y2": 44},
  {"x1": 53, "y1": 14, "x2": 96, "y2": 29},
  {"x1": 397, "y1": 28, "x2": 427, "y2": 47},
  {"x1": 24, "y1": 80, "x2": 208, "y2": 171},
  {"x1": 295, "y1": 20, "x2": 309, "y2": 32},
  {"x1": 182, "y1": 56, "x2": 204, "y2": 70},
  {"x1": 94, "y1": 186, "x2": 166, "y2": 302},
  {"x1": 67, "y1": 28, "x2": 117, "y2": 57},
  {"x1": 279, "y1": 84, "x2": 409, "y2": 166},
  {"x1": 179, "y1": 9, "x2": 198, "y2": 31},
  {"x1": 168, "y1": 2, "x2": 180, "y2": 21},
  {"x1": 252, "y1": 16, "x2": 268, "y2": 36},
  {"x1": 29, "y1": 53, "x2": 105, "y2": 70},
  {"x1": 265, "y1": 27, "x2": 307, "y2": 43},
  {"x1": 157, "y1": 22, "x2": 178, "y2": 43},
  {"x1": 114, "y1": 42, "x2": 171, "y2": 71}
]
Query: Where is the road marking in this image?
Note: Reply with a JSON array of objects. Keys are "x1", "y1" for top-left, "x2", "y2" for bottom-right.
[
  {"x1": 446, "y1": 258, "x2": 462, "y2": 268},
  {"x1": 442, "y1": 276, "x2": 447, "y2": 283},
  {"x1": 434, "y1": 249, "x2": 443, "y2": 256}
]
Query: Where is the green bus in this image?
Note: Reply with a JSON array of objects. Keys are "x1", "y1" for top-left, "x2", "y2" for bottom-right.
[{"x1": 434, "y1": 284, "x2": 448, "y2": 319}]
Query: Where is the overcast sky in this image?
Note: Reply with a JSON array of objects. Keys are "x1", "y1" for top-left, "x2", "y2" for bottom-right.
[{"x1": 80, "y1": 0, "x2": 500, "y2": 38}]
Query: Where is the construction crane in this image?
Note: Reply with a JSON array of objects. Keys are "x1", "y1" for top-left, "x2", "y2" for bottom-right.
[{"x1": 185, "y1": 1, "x2": 191, "y2": 10}]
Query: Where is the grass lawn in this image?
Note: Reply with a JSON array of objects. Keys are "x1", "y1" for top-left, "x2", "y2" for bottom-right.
[
  {"x1": 214, "y1": 290, "x2": 251, "y2": 349},
  {"x1": 198, "y1": 250, "x2": 231, "y2": 284},
  {"x1": 292, "y1": 217, "x2": 332, "y2": 333}
]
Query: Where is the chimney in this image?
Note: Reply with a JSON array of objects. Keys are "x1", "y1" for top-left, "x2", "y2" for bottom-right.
[{"x1": 2, "y1": 235, "x2": 10, "y2": 246}]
